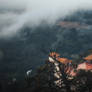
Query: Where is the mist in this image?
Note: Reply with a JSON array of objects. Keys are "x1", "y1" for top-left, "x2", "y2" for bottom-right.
[{"x1": 0, "y1": 0, "x2": 92, "y2": 38}]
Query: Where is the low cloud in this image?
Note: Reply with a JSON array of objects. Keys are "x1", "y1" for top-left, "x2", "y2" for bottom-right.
[{"x1": 0, "y1": 0, "x2": 92, "y2": 38}]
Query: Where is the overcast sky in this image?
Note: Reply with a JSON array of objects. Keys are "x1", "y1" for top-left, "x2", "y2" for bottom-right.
[{"x1": 0, "y1": 0, "x2": 92, "y2": 38}]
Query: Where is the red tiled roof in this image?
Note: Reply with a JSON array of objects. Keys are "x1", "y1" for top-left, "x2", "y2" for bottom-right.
[
  {"x1": 84, "y1": 54, "x2": 92, "y2": 61},
  {"x1": 77, "y1": 62, "x2": 92, "y2": 70}
]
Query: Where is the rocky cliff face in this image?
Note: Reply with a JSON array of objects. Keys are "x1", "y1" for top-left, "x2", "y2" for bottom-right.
[{"x1": 26, "y1": 60, "x2": 92, "y2": 92}]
